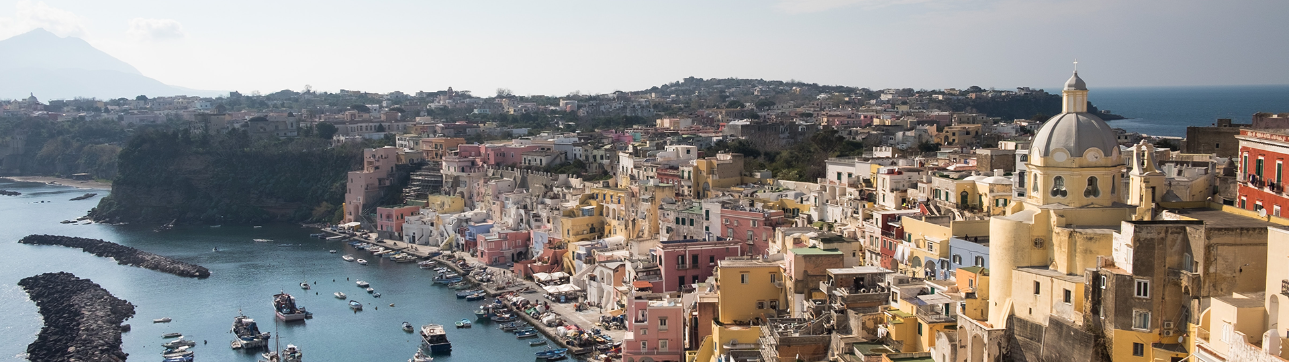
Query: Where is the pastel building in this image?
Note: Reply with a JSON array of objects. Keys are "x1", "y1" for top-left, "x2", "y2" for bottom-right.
[
  {"x1": 651, "y1": 238, "x2": 744, "y2": 293},
  {"x1": 477, "y1": 230, "x2": 531, "y2": 266},
  {"x1": 375, "y1": 205, "x2": 419, "y2": 239},
  {"x1": 621, "y1": 293, "x2": 685, "y2": 362},
  {"x1": 343, "y1": 146, "x2": 398, "y2": 223}
]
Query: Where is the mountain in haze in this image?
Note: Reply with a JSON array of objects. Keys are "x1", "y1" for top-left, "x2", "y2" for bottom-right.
[{"x1": 0, "y1": 28, "x2": 219, "y2": 101}]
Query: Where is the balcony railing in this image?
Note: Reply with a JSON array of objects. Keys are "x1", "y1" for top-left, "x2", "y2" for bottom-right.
[{"x1": 1281, "y1": 279, "x2": 1289, "y2": 296}]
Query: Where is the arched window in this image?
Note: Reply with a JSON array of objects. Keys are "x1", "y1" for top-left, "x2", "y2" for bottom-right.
[
  {"x1": 1032, "y1": 173, "x2": 1039, "y2": 192},
  {"x1": 1050, "y1": 176, "x2": 1067, "y2": 197},
  {"x1": 1085, "y1": 176, "x2": 1101, "y2": 198},
  {"x1": 974, "y1": 256, "x2": 985, "y2": 267},
  {"x1": 960, "y1": 191, "x2": 970, "y2": 206},
  {"x1": 1111, "y1": 175, "x2": 1117, "y2": 194}
]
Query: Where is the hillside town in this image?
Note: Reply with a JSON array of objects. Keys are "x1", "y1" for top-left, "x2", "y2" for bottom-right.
[{"x1": 8, "y1": 72, "x2": 1289, "y2": 362}]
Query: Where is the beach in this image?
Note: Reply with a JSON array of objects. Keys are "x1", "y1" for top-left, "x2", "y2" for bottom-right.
[{"x1": 1, "y1": 176, "x2": 112, "y2": 190}]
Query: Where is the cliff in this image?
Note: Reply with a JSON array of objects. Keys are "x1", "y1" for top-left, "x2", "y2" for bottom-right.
[{"x1": 90, "y1": 130, "x2": 361, "y2": 225}]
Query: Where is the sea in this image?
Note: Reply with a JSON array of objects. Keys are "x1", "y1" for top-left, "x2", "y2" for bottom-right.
[
  {"x1": 1073, "y1": 84, "x2": 1289, "y2": 138},
  {"x1": 0, "y1": 180, "x2": 547, "y2": 362}
]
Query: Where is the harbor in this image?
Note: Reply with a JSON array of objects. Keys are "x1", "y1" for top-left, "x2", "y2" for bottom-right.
[{"x1": 1, "y1": 179, "x2": 562, "y2": 362}]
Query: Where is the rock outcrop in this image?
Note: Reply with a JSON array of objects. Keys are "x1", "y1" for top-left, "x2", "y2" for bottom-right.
[
  {"x1": 19, "y1": 272, "x2": 135, "y2": 362},
  {"x1": 19, "y1": 234, "x2": 211, "y2": 278}
]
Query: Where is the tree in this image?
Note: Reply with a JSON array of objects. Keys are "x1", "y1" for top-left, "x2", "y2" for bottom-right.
[
  {"x1": 350, "y1": 104, "x2": 371, "y2": 113},
  {"x1": 725, "y1": 100, "x2": 745, "y2": 109},
  {"x1": 135, "y1": 95, "x2": 148, "y2": 101},
  {"x1": 315, "y1": 122, "x2": 338, "y2": 139},
  {"x1": 389, "y1": 107, "x2": 406, "y2": 113},
  {"x1": 754, "y1": 99, "x2": 776, "y2": 110},
  {"x1": 496, "y1": 88, "x2": 513, "y2": 98},
  {"x1": 918, "y1": 141, "x2": 941, "y2": 153}
]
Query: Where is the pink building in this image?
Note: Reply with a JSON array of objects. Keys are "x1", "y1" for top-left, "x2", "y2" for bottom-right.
[
  {"x1": 622, "y1": 293, "x2": 685, "y2": 362},
  {"x1": 343, "y1": 146, "x2": 398, "y2": 223},
  {"x1": 718, "y1": 207, "x2": 785, "y2": 257},
  {"x1": 477, "y1": 230, "x2": 531, "y2": 266},
  {"x1": 481, "y1": 144, "x2": 544, "y2": 167},
  {"x1": 651, "y1": 238, "x2": 744, "y2": 292},
  {"x1": 375, "y1": 205, "x2": 419, "y2": 238}
]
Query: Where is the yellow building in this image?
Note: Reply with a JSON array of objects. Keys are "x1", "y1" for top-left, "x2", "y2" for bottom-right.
[
  {"x1": 705, "y1": 258, "x2": 785, "y2": 362},
  {"x1": 1191, "y1": 226, "x2": 1289, "y2": 361},
  {"x1": 424, "y1": 194, "x2": 465, "y2": 213},
  {"x1": 690, "y1": 152, "x2": 744, "y2": 198},
  {"x1": 898, "y1": 216, "x2": 989, "y2": 280}
]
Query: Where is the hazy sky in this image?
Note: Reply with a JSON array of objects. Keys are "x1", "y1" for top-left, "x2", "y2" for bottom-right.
[{"x1": 1, "y1": 0, "x2": 1285, "y2": 96}]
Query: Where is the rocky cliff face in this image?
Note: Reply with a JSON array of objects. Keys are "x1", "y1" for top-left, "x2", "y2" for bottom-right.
[{"x1": 90, "y1": 131, "x2": 360, "y2": 225}]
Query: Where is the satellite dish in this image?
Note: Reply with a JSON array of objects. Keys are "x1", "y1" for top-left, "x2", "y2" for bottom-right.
[{"x1": 1260, "y1": 209, "x2": 1268, "y2": 217}]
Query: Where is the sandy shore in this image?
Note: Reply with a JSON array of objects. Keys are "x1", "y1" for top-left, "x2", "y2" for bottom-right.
[{"x1": 0, "y1": 176, "x2": 112, "y2": 190}]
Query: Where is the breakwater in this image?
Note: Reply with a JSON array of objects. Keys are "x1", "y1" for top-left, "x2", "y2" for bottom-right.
[
  {"x1": 18, "y1": 234, "x2": 211, "y2": 278},
  {"x1": 19, "y1": 272, "x2": 136, "y2": 362}
]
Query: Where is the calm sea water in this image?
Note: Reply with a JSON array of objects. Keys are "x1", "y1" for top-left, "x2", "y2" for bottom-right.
[
  {"x1": 0, "y1": 180, "x2": 545, "y2": 361},
  {"x1": 1077, "y1": 85, "x2": 1289, "y2": 137}
]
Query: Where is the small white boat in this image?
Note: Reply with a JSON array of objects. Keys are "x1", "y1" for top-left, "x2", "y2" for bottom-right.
[
  {"x1": 342, "y1": 255, "x2": 355, "y2": 262},
  {"x1": 366, "y1": 287, "x2": 375, "y2": 294},
  {"x1": 410, "y1": 350, "x2": 434, "y2": 362},
  {"x1": 329, "y1": 249, "x2": 337, "y2": 253},
  {"x1": 153, "y1": 317, "x2": 172, "y2": 323},
  {"x1": 357, "y1": 259, "x2": 368, "y2": 265},
  {"x1": 300, "y1": 282, "x2": 311, "y2": 290},
  {"x1": 356, "y1": 280, "x2": 370, "y2": 288},
  {"x1": 162, "y1": 332, "x2": 183, "y2": 339},
  {"x1": 335, "y1": 292, "x2": 346, "y2": 299},
  {"x1": 253, "y1": 238, "x2": 272, "y2": 243},
  {"x1": 253, "y1": 225, "x2": 263, "y2": 228},
  {"x1": 163, "y1": 338, "x2": 195, "y2": 348}
]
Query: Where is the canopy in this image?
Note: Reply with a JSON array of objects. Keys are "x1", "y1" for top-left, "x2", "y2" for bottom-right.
[
  {"x1": 339, "y1": 222, "x2": 361, "y2": 228},
  {"x1": 550, "y1": 272, "x2": 570, "y2": 279},
  {"x1": 533, "y1": 272, "x2": 553, "y2": 281}
]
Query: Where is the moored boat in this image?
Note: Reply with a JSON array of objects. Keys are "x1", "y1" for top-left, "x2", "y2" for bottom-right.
[
  {"x1": 153, "y1": 317, "x2": 172, "y2": 323},
  {"x1": 341, "y1": 255, "x2": 355, "y2": 262},
  {"x1": 163, "y1": 338, "x2": 195, "y2": 348},
  {"x1": 334, "y1": 292, "x2": 346, "y2": 299},
  {"x1": 529, "y1": 339, "x2": 547, "y2": 346},
  {"x1": 419, "y1": 324, "x2": 452, "y2": 354},
  {"x1": 455, "y1": 319, "x2": 472, "y2": 328},
  {"x1": 230, "y1": 313, "x2": 271, "y2": 350},
  {"x1": 465, "y1": 291, "x2": 486, "y2": 301},
  {"x1": 409, "y1": 349, "x2": 434, "y2": 362},
  {"x1": 535, "y1": 347, "x2": 568, "y2": 360},
  {"x1": 403, "y1": 321, "x2": 415, "y2": 332},
  {"x1": 349, "y1": 300, "x2": 363, "y2": 311},
  {"x1": 162, "y1": 332, "x2": 183, "y2": 339},
  {"x1": 357, "y1": 259, "x2": 368, "y2": 265},
  {"x1": 473, "y1": 308, "x2": 490, "y2": 319},
  {"x1": 418, "y1": 260, "x2": 436, "y2": 269},
  {"x1": 366, "y1": 287, "x2": 375, "y2": 294},
  {"x1": 299, "y1": 282, "x2": 310, "y2": 290},
  {"x1": 273, "y1": 292, "x2": 308, "y2": 322},
  {"x1": 356, "y1": 280, "x2": 370, "y2": 288}
]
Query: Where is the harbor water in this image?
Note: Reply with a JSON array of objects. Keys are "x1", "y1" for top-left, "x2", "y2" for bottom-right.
[{"x1": 0, "y1": 179, "x2": 549, "y2": 361}]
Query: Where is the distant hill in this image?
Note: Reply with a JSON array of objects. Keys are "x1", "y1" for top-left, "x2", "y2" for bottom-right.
[{"x1": 0, "y1": 29, "x2": 218, "y2": 100}]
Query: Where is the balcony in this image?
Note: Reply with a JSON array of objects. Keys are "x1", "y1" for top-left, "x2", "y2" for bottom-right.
[
  {"x1": 1282, "y1": 279, "x2": 1289, "y2": 296},
  {"x1": 916, "y1": 304, "x2": 956, "y2": 324}
]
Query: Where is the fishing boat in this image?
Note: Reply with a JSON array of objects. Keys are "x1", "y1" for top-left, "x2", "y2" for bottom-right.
[
  {"x1": 418, "y1": 260, "x2": 436, "y2": 269},
  {"x1": 357, "y1": 259, "x2": 368, "y2": 265},
  {"x1": 491, "y1": 313, "x2": 516, "y2": 323},
  {"x1": 366, "y1": 287, "x2": 375, "y2": 294},
  {"x1": 164, "y1": 345, "x2": 190, "y2": 355},
  {"x1": 349, "y1": 300, "x2": 363, "y2": 311},
  {"x1": 230, "y1": 313, "x2": 271, "y2": 350},
  {"x1": 341, "y1": 255, "x2": 355, "y2": 262},
  {"x1": 409, "y1": 350, "x2": 434, "y2": 362},
  {"x1": 273, "y1": 292, "x2": 308, "y2": 321},
  {"x1": 465, "y1": 291, "x2": 487, "y2": 301},
  {"x1": 373, "y1": 292, "x2": 382, "y2": 298},
  {"x1": 455, "y1": 319, "x2": 472, "y2": 328},
  {"x1": 499, "y1": 322, "x2": 520, "y2": 332},
  {"x1": 260, "y1": 343, "x2": 303, "y2": 362},
  {"x1": 356, "y1": 280, "x2": 370, "y2": 288},
  {"x1": 473, "y1": 308, "x2": 490, "y2": 319},
  {"x1": 455, "y1": 289, "x2": 479, "y2": 299},
  {"x1": 402, "y1": 322, "x2": 415, "y2": 332},
  {"x1": 163, "y1": 350, "x2": 194, "y2": 360},
  {"x1": 529, "y1": 339, "x2": 548, "y2": 346},
  {"x1": 153, "y1": 317, "x2": 172, "y2": 323},
  {"x1": 162, "y1": 332, "x2": 184, "y2": 339},
  {"x1": 163, "y1": 338, "x2": 195, "y2": 348},
  {"x1": 334, "y1": 292, "x2": 346, "y2": 299},
  {"x1": 534, "y1": 347, "x2": 569, "y2": 360},
  {"x1": 419, "y1": 324, "x2": 452, "y2": 354},
  {"x1": 300, "y1": 282, "x2": 310, "y2": 290}
]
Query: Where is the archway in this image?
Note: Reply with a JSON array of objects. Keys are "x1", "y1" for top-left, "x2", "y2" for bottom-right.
[
  {"x1": 970, "y1": 333, "x2": 985, "y2": 362},
  {"x1": 924, "y1": 260, "x2": 938, "y2": 280}
]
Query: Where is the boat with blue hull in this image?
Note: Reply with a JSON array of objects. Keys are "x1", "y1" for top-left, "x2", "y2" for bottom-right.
[{"x1": 419, "y1": 324, "x2": 452, "y2": 354}]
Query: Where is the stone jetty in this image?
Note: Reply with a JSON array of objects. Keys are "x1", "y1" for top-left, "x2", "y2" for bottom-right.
[
  {"x1": 19, "y1": 234, "x2": 211, "y2": 278},
  {"x1": 19, "y1": 272, "x2": 135, "y2": 362}
]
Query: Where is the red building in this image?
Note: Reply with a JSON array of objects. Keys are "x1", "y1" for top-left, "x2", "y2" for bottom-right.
[
  {"x1": 1236, "y1": 129, "x2": 1289, "y2": 216},
  {"x1": 650, "y1": 238, "x2": 744, "y2": 292},
  {"x1": 477, "y1": 230, "x2": 531, "y2": 266},
  {"x1": 718, "y1": 207, "x2": 785, "y2": 256},
  {"x1": 375, "y1": 205, "x2": 420, "y2": 238}
]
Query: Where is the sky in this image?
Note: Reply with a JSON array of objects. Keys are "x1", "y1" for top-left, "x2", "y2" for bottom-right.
[{"x1": 1, "y1": 0, "x2": 1286, "y2": 96}]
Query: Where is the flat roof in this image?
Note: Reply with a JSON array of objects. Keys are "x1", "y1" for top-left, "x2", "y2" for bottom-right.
[
  {"x1": 789, "y1": 247, "x2": 842, "y2": 256},
  {"x1": 827, "y1": 266, "x2": 892, "y2": 275},
  {"x1": 1164, "y1": 208, "x2": 1289, "y2": 230},
  {"x1": 1016, "y1": 267, "x2": 1085, "y2": 283}
]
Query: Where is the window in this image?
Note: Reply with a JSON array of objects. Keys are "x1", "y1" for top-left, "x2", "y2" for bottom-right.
[
  {"x1": 741, "y1": 273, "x2": 749, "y2": 284},
  {"x1": 1132, "y1": 342, "x2": 1144, "y2": 357},
  {"x1": 1084, "y1": 176, "x2": 1101, "y2": 198},
  {"x1": 1111, "y1": 175, "x2": 1116, "y2": 194},
  {"x1": 1257, "y1": 157, "x2": 1265, "y2": 177},
  {"x1": 1134, "y1": 279, "x2": 1150, "y2": 298},
  {"x1": 724, "y1": 218, "x2": 729, "y2": 224},
  {"x1": 1099, "y1": 275, "x2": 1107, "y2": 289},
  {"x1": 1063, "y1": 289, "x2": 1072, "y2": 304},
  {"x1": 709, "y1": 256, "x2": 715, "y2": 264},
  {"x1": 1243, "y1": 154, "x2": 1249, "y2": 176},
  {"x1": 641, "y1": 341, "x2": 647, "y2": 350},
  {"x1": 1050, "y1": 176, "x2": 1067, "y2": 197},
  {"x1": 974, "y1": 256, "x2": 985, "y2": 267},
  {"x1": 659, "y1": 339, "x2": 668, "y2": 351},
  {"x1": 769, "y1": 300, "x2": 778, "y2": 310},
  {"x1": 658, "y1": 317, "x2": 668, "y2": 331},
  {"x1": 952, "y1": 255, "x2": 962, "y2": 264},
  {"x1": 751, "y1": 220, "x2": 758, "y2": 227},
  {"x1": 677, "y1": 255, "x2": 685, "y2": 267},
  {"x1": 679, "y1": 276, "x2": 686, "y2": 287},
  {"x1": 1132, "y1": 310, "x2": 1151, "y2": 330},
  {"x1": 1034, "y1": 281, "x2": 1041, "y2": 295},
  {"x1": 756, "y1": 301, "x2": 766, "y2": 309},
  {"x1": 918, "y1": 322, "x2": 924, "y2": 335},
  {"x1": 1032, "y1": 173, "x2": 1039, "y2": 192},
  {"x1": 640, "y1": 328, "x2": 647, "y2": 335},
  {"x1": 1279, "y1": 160, "x2": 1284, "y2": 184},
  {"x1": 692, "y1": 254, "x2": 699, "y2": 266}
]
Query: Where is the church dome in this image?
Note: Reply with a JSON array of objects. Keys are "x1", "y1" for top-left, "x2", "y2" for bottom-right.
[
  {"x1": 1030, "y1": 112, "x2": 1118, "y2": 159},
  {"x1": 1064, "y1": 71, "x2": 1086, "y2": 90}
]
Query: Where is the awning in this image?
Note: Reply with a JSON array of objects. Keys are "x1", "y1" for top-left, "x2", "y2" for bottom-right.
[
  {"x1": 551, "y1": 272, "x2": 570, "y2": 279},
  {"x1": 632, "y1": 281, "x2": 653, "y2": 289},
  {"x1": 533, "y1": 272, "x2": 552, "y2": 281},
  {"x1": 339, "y1": 222, "x2": 361, "y2": 228}
]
